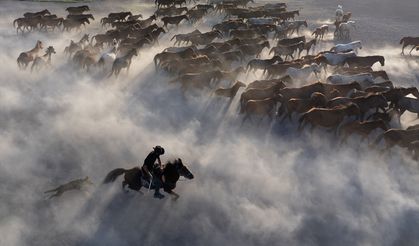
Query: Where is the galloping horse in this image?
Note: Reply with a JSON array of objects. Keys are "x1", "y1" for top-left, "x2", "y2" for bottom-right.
[
  {"x1": 17, "y1": 40, "x2": 43, "y2": 69},
  {"x1": 103, "y1": 158, "x2": 194, "y2": 199}
]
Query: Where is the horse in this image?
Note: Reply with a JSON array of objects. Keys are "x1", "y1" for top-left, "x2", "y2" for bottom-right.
[
  {"x1": 31, "y1": 46, "x2": 55, "y2": 72},
  {"x1": 312, "y1": 25, "x2": 328, "y2": 40},
  {"x1": 97, "y1": 40, "x2": 119, "y2": 71},
  {"x1": 288, "y1": 20, "x2": 308, "y2": 35},
  {"x1": 285, "y1": 63, "x2": 321, "y2": 81},
  {"x1": 44, "y1": 176, "x2": 93, "y2": 199},
  {"x1": 161, "y1": 15, "x2": 189, "y2": 27},
  {"x1": 317, "y1": 51, "x2": 357, "y2": 67},
  {"x1": 298, "y1": 103, "x2": 361, "y2": 134},
  {"x1": 103, "y1": 158, "x2": 194, "y2": 200},
  {"x1": 17, "y1": 40, "x2": 43, "y2": 69},
  {"x1": 327, "y1": 73, "x2": 375, "y2": 87},
  {"x1": 24, "y1": 9, "x2": 51, "y2": 18},
  {"x1": 242, "y1": 95, "x2": 283, "y2": 122},
  {"x1": 299, "y1": 39, "x2": 317, "y2": 56},
  {"x1": 66, "y1": 5, "x2": 90, "y2": 15},
  {"x1": 331, "y1": 40, "x2": 362, "y2": 53},
  {"x1": 400, "y1": 37, "x2": 419, "y2": 55},
  {"x1": 374, "y1": 129, "x2": 419, "y2": 150},
  {"x1": 396, "y1": 97, "x2": 419, "y2": 117},
  {"x1": 280, "y1": 92, "x2": 328, "y2": 121},
  {"x1": 246, "y1": 56, "x2": 283, "y2": 73},
  {"x1": 215, "y1": 81, "x2": 246, "y2": 98},
  {"x1": 342, "y1": 12, "x2": 352, "y2": 22},
  {"x1": 336, "y1": 21, "x2": 356, "y2": 40},
  {"x1": 340, "y1": 119, "x2": 388, "y2": 143},
  {"x1": 343, "y1": 55, "x2": 385, "y2": 68},
  {"x1": 109, "y1": 48, "x2": 138, "y2": 77}
]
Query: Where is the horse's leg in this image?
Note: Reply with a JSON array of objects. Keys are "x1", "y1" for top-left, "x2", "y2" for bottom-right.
[
  {"x1": 122, "y1": 180, "x2": 129, "y2": 192},
  {"x1": 401, "y1": 44, "x2": 407, "y2": 55},
  {"x1": 409, "y1": 46, "x2": 416, "y2": 56},
  {"x1": 167, "y1": 190, "x2": 180, "y2": 200}
]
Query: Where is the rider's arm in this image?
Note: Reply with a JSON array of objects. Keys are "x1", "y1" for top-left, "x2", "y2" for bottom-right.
[
  {"x1": 157, "y1": 156, "x2": 162, "y2": 166},
  {"x1": 143, "y1": 165, "x2": 152, "y2": 177}
]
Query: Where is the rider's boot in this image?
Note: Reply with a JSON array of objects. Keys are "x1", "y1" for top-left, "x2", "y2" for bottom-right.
[{"x1": 154, "y1": 188, "x2": 165, "y2": 199}]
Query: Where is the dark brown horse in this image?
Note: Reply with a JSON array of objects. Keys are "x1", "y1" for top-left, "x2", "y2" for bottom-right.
[
  {"x1": 103, "y1": 158, "x2": 194, "y2": 200},
  {"x1": 400, "y1": 36, "x2": 419, "y2": 55},
  {"x1": 343, "y1": 56, "x2": 385, "y2": 68},
  {"x1": 161, "y1": 15, "x2": 189, "y2": 27}
]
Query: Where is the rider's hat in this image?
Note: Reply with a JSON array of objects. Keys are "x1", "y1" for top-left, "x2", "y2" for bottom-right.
[{"x1": 153, "y1": 146, "x2": 165, "y2": 155}]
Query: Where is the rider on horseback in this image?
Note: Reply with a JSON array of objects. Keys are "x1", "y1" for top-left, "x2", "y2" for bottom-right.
[{"x1": 142, "y1": 145, "x2": 165, "y2": 199}]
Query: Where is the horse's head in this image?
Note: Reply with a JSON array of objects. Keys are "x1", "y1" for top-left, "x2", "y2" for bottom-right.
[
  {"x1": 235, "y1": 81, "x2": 246, "y2": 88},
  {"x1": 46, "y1": 46, "x2": 56, "y2": 54},
  {"x1": 174, "y1": 158, "x2": 194, "y2": 179},
  {"x1": 81, "y1": 34, "x2": 89, "y2": 42},
  {"x1": 407, "y1": 87, "x2": 419, "y2": 98},
  {"x1": 378, "y1": 56, "x2": 385, "y2": 66},
  {"x1": 84, "y1": 176, "x2": 94, "y2": 185},
  {"x1": 36, "y1": 40, "x2": 43, "y2": 49},
  {"x1": 311, "y1": 63, "x2": 321, "y2": 75}
]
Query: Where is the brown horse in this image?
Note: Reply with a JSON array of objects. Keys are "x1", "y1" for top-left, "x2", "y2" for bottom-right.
[
  {"x1": 109, "y1": 49, "x2": 138, "y2": 77},
  {"x1": 298, "y1": 103, "x2": 360, "y2": 134},
  {"x1": 17, "y1": 40, "x2": 43, "y2": 69},
  {"x1": 343, "y1": 56, "x2": 385, "y2": 68},
  {"x1": 31, "y1": 46, "x2": 56, "y2": 72},
  {"x1": 374, "y1": 129, "x2": 419, "y2": 150},
  {"x1": 162, "y1": 15, "x2": 189, "y2": 27},
  {"x1": 103, "y1": 158, "x2": 194, "y2": 200},
  {"x1": 340, "y1": 119, "x2": 388, "y2": 143},
  {"x1": 215, "y1": 81, "x2": 246, "y2": 98}
]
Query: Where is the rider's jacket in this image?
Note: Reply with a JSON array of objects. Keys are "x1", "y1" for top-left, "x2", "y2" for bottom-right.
[{"x1": 143, "y1": 151, "x2": 160, "y2": 173}]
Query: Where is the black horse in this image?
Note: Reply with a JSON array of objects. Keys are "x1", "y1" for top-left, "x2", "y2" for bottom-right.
[{"x1": 103, "y1": 158, "x2": 194, "y2": 199}]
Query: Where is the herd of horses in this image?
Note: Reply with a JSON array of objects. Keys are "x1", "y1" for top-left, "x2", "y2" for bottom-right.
[
  {"x1": 14, "y1": 0, "x2": 419, "y2": 198},
  {"x1": 13, "y1": 6, "x2": 93, "y2": 33},
  {"x1": 148, "y1": 2, "x2": 419, "y2": 160}
]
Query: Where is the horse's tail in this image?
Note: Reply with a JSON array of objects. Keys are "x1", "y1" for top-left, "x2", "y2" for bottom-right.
[
  {"x1": 400, "y1": 37, "x2": 406, "y2": 44},
  {"x1": 44, "y1": 187, "x2": 58, "y2": 193},
  {"x1": 13, "y1": 19, "x2": 18, "y2": 28},
  {"x1": 103, "y1": 168, "x2": 126, "y2": 183}
]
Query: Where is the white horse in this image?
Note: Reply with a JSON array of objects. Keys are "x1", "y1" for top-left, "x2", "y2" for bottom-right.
[
  {"x1": 285, "y1": 63, "x2": 321, "y2": 81},
  {"x1": 331, "y1": 40, "x2": 362, "y2": 53},
  {"x1": 327, "y1": 73, "x2": 375, "y2": 88},
  {"x1": 97, "y1": 39, "x2": 119, "y2": 71},
  {"x1": 322, "y1": 51, "x2": 357, "y2": 66},
  {"x1": 335, "y1": 5, "x2": 343, "y2": 21},
  {"x1": 337, "y1": 21, "x2": 356, "y2": 40}
]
